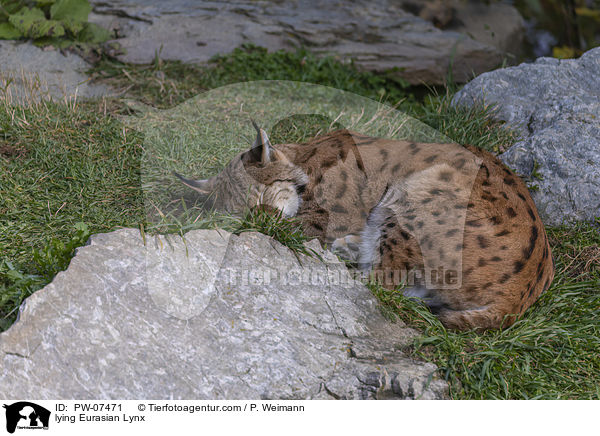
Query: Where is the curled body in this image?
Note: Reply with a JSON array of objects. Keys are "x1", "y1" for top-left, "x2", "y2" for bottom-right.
[{"x1": 176, "y1": 123, "x2": 554, "y2": 330}]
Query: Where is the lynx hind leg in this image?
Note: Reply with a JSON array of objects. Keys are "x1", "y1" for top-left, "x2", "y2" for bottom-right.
[
  {"x1": 358, "y1": 196, "x2": 424, "y2": 274},
  {"x1": 363, "y1": 197, "x2": 507, "y2": 330},
  {"x1": 360, "y1": 163, "x2": 477, "y2": 289},
  {"x1": 359, "y1": 162, "x2": 516, "y2": 329},
  {"x1": 359, "y1": 192, "x2": 452, "y2": 311}
]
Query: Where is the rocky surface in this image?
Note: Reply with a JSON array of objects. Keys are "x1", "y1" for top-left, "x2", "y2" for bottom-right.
[
  {"x1": 0, "y1": 228, "x2": 448, "y2": 400},
  {"x1": 0, "y1": 0, "x2": 525, "y2": 102},
  {"x1": 453, "y1": 47, "x2": 600, "y2": 225},
  {"x1": 0, "y1": 41, "x2": 112, "y2": 104},
  {"x1": 446, "y1": 1, "x2": 525, "y2": 56},
  {"x1": 89, "y1": 0, "x2": 524, "y2": 85},
  {"x1": 401, "y1": 0, "x2": 525, "y2": 56}
]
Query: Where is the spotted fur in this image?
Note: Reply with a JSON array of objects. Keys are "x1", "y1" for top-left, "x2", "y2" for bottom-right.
[{"x1": 177, "y1": 124, "x2": 554, "y2": 330}]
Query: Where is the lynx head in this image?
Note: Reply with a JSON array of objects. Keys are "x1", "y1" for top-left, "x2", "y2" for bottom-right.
[{"x1": 175, "y1": 121, "x2": 308, "y2": 216}]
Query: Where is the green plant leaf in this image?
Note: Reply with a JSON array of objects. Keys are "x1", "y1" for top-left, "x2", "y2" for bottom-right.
[
  {"x1": 0, "y1": 0, "x2": 26, "y2": 18},
  {"x1": 50, "y1": 0, "x2": 91, "y2": 22},
  {"x1": 35, "y1": 0, "x2": 57, "y2": 7},
  {"x1": 575, "y1": 7, "x2": 600, "y2": 20},
  {"x1": 60, "y1": 16, "x2": 84, "y2": 35},
  {"x1": 33, "y1": 35, "x2": 71, "y2": 47},
  {"x1": 0, "y1": 21, "x2": 21, "y2": 39},
  {"x1": 74, "y1": 222, "x2": 88, "y2": 232},
  {"x1": 31, "y1": 19, "x2": 64, "y2": 38},
  {"x1": 9, "y1": 7, "x2": 65, "y2": 39},
  {"x1": 8, "y1": 6, "x2": 45, "y2": 29},
  {"x1": 552, "y1": 45, "x2": 579, "y2": 59},
  {"x1": 77, "y1": 22, "x2": 110, "y2": 43}
]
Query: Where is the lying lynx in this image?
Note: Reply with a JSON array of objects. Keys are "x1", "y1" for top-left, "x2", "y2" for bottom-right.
[{"x1": 175, "y1": 121, "x2": 554, "y2": 330}]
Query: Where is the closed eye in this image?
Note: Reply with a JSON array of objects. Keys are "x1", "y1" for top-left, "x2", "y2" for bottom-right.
[
  {"x1": 296, "y1": 183, "x2": 307, "y2": 195},
  {"x1": 268, "y1": 178, "x2": 306, "y2": 195}
]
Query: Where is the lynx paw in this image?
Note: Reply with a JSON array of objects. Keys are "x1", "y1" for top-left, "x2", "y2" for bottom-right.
[{"x1": 331, "y1": 234, "x2": 362, "y2": 264}]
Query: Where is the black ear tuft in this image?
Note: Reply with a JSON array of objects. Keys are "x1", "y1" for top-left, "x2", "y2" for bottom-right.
[{"x1": 251, "y1": 119, "x2": 261, "y2": 134}]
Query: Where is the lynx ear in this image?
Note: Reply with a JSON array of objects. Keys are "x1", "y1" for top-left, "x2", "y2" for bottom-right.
[
  {"x1": 173, "y1": 171, "x2": 213, "y2": 194},
  {"x1": 251, "y1": 119, "x2": 274, "y2": 163}
]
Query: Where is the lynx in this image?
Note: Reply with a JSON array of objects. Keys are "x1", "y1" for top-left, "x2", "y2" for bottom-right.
[{"x1": 175, "y1": 121, "x2": 555, "y2": 330}]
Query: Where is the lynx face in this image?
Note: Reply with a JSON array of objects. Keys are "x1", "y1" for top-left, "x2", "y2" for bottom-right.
[
  {"x1": 176, "y1": 121, "x2": 555, "y2": 331},
  {"x1": 175, "y1": 123, "x2": 308, "y2": 216}
]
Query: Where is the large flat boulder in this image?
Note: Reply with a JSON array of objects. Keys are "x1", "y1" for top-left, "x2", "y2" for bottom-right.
[
  {"x1": 89, "y1": 0, "x2": 523, "y2": 85},
  {"x1": 452, "y1": 47, "x2": 600, "y2": 225},
  {"x1": 0, "y1": 228, "x2": 448, "y2": 400}
]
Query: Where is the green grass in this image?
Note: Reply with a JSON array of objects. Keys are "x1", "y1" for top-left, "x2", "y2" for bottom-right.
[
  {"x1": 91, "y1": 44, "x2": 413, "y2": 110},
  {"x1": 91, "y1": 44, "x2": 515, "y2": 154},
  {"x1": 1, "y1": 45, "x2": 598, "y2": 399},
  {"x1": 0, "y1": 100, "x2": 145, "y2": 329},
  {"x1": 415, "y1": 88, "x2": 518, "y2": 154}
]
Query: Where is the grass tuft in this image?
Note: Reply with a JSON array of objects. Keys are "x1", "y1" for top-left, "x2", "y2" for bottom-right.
[
  {"x1": 0, "y1": 222, "x2": 92, "y2": 331},
  {"x1": 233, "y1": 207, "x2": 320, "y2": 260},
  {"x1": 412, "y1": 87, "x2": 519, "y2": 153}
]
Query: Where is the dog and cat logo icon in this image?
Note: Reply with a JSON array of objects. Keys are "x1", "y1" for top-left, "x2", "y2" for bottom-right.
[{"x1": 2, "y1": 402, "x2": 50, "y2": 433}]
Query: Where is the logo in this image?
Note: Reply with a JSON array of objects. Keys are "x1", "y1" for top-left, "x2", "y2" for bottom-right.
[{"x1": 3, "y1": 402, "x2": 50, "y2": 434}]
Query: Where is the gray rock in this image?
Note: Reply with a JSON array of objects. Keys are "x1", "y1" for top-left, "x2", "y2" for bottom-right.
[
  {"x1": 452, "y1": 47, "x2": 600, "y2": 225},
  {"x1": 449, "y1": 1, "x2": 525, "y2": 57},
  {"x1": 0, "y1": 229, "x2": 448, "y2": 400},
  {"x1": 400, "y1": 0, "x2": 525, "y2": 57},
  {"x1": 89, "y1": 0, "x2": 512, "y2": 85},
  {"x1": 0, "y1": 41, "x2": 112, "y2": 104}
]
